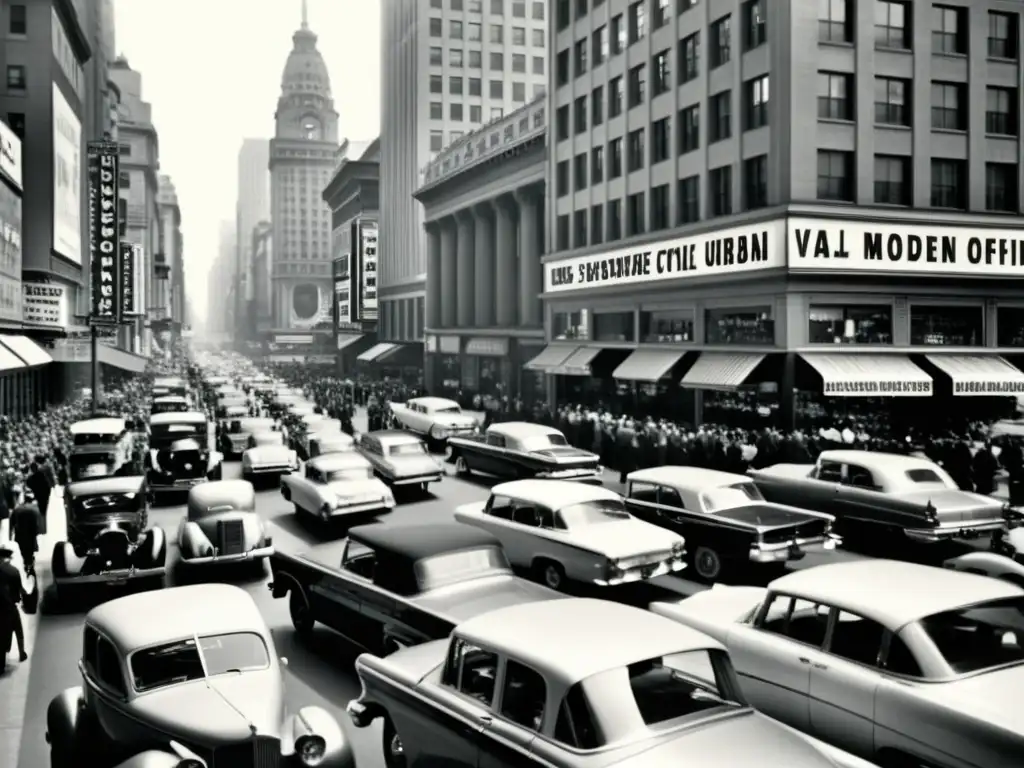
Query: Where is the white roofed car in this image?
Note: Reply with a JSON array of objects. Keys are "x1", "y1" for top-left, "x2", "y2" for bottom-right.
[
  {"x1": 241, "y1": 431, "x2": 299, "y2": 485},
  {"x1": 308, "y1": 432, "x2": 356, "y2": 459},
  {"x1": 389, "y1": 396, "x2": 479, "y2": 448},
  {"x1": 455, "y1": 479, "x2": 686, "y2": 591},
  {"x1": 281, "y1": 452, "x2": 395, "y2": 524},
  {"x1": 177, "y1": 480, "x2": 274, "y2": 566}
]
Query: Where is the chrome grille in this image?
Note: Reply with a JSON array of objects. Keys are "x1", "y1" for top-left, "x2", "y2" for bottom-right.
[
  {"x1": 213, "y1": 736, "x2": 281, "y2": 768},
  {"x1": 218, "y1": 519, "x2": 245, "y2": 556}
]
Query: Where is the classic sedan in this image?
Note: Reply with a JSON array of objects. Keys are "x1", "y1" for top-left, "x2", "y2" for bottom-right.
[
  {"x1": 650, "y1": 559, "x2": 1024, "y2": 768},
  {"x1": 454, "y1": 480, "x2": 686, "y2": 590},
  {"x1": 46, "y1": 583, "x2": 353, "y2": 768},
  {"x1": 749, "y1": 449, "x2": 1011, "y2": 543},
  {"x1": 308, "y1": 432, "x2": 356, "y2": 459},
  {"x1": 388, "y1": 396, "x2": 479, "y2": 448},
  {"x1": 241, "y1": 430, "x2": 299, "y2": 486},
  {"x1": 177, "y1": 480, "x2": 274, "y2": 567},
  {"x1": 219, "y1": 415, "x2": 274, "y2": 457},
  {"x1": 359, "y1": 430, "x2": 443, "y2": 492},
  {"x1": 281, "y1": 452, "x2": 395, "y2": 524},
  {"x1": 347, "y1": 598, "x2": 852, "y2": 768},
  {"x1": 447, "y1": 421, "x2": 602, "y2": 482},
  {"x1": 625, "y1": 466, "x2": 839, "y2": 582}
]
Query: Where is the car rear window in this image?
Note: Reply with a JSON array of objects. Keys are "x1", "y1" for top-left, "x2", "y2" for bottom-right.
[
  {"x1": 905, "y1": 469, "x2": 945, "y2": 484},
  {"x1": 623, "y1": 650, "x2": 743, "y2": 726},
  {"x1": 917, "y1": 597, "x2": 1024, "y2": 675},
  {"x1": 130, "y1": 632, "x2": 269, "y2": 692}
]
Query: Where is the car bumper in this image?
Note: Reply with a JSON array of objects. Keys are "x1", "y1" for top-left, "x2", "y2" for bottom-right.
[
  {"x1": 181, "y1": 543, "x2": 275, "y2": 565},
  {"x1": 390, "y1": 472, "x2": 444, "y2": 486},
  {"x1": 536, "y1": 467, "x2": 603, "y2": 483},
  {"x1": 749, "y1": 534, "x2": 842, "y2": 563},
  {"x1": 246, "y1": 466, "x2": 296, "y2": 475},
  {"x1": 594, "y1": 558, "x2": 686, "y2": 586},
  {"x1": 905, "y1": 519, "x2": 1006, "y2": 543},
  {"x1": 327, "y1": 501, "x2": 395, "y2": 518},
  {"x1": 55, "y1": 565, "x2": 165, "y2": 586},
  {"x1": 149, "y1": 477, "x2": 209, "y2": 491}
]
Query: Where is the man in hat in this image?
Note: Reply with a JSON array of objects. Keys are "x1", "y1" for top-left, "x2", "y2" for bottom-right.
[
  {"x1": 0, "y1": 543, "x2": 27, "y2": 664},
  {"x1": 10, "y1": 488, "x2": 42, "y2": 576}
]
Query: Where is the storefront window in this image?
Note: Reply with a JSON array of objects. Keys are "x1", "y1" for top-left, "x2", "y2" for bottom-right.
[
  {"x1": 704, "y1": 307, "x2": 775, "y2": 345},
  {"x1": 639, "y1": 309, "x2": 694, "y2": 343},
  {"x1": 437, "y1": 354, "x2": 460, "y2": 395},
  {"x1": 997, "y1": 307, "x2": 1024, "y2": 347},
  {"x1": 592, "y1": 311, "x2": 634, "y2": 342},
  {"x1": 910, "y1": 305, "x2": 984, "y2": 346},
  {"x1": 552, "y1": 310, "x2": 590, "y2": 340},
  {"x1": 519, "y1": 345, "x2": 546, "y2": 404},
  {"x1": 808, "y1": 305, "x2": 893, "y2": 344}
]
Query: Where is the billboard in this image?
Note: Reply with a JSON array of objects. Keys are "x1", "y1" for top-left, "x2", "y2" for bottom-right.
[
  {"x1": 359, "y1": 220, "x2": 377, "y2": 320},
  {"x1": 23, "y1": 283, "x2": 67, "y2": 328},
  {"x1": 0, "y1": 118, "x2": 22, "y2": 191},
  {"x1": 53, "y1": 83, "x2": 82, "y2": 264},
  {"x1": 0, "y1": 181, "x2": 22, "y2": 323},
  {"x1": 120, "y1": 242, "x2": 142, "y2": 316},
  {"x1": 335, "y1": 251, "x2": 351, "y2": 325},
  {"x1": 88, "y1": 140, "x2": 121, "y2": 321}
]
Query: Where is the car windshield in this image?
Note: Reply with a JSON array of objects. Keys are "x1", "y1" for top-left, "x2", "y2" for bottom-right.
[
  {"x1": 131, "y1": 632, "x2": 270, "y2": 692},
  {"x1": 557, "y1": 499, "x2": 631, "y2": 528},
  {"x1": 917, "y1": 597, "x2": 1024, "y2": 675},
  {"x1": 518, "y1": 433, "x2": 570, "y2": 452},
  {"x1": 388, "y1": 442, "x2": 426, "y2": 456},
  {"x1": 73, "y1": 432, "x2": 119, "y2": 446},
  {"x1": 75, "y1": 492, "x2": 141, "y2": 516},
  {"x1": 700, "y1": 482, "x2": 765, "y2": 512},
  {"x1": 415, "y1": 545, "x2": 511, "y2": 591},
  {"x1": 151, "y1": 425, "x2": 204, "y2": 448},
  {"x1": 69, "y1": 452, "x2": 117, "y2": 478},
  {"x1": 433, "y1": 406, "x2": 461, "y2": 414},
  {"x1": 325, "y1": 467, "x2": 373, "y2": 482},
  {"x1": 253, "y1": 432, "x2": 284, "y2": 446}
]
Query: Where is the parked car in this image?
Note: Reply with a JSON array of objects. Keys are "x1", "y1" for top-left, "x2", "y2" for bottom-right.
[
  {"x1": 347, "y1": 597, "x2": 849, "y2": 768},
  {"x1": 649, "y1": 559, "x2": 1024, "y2": 768},
  {"x1": 388, "y1": 396, "x2": 479, "y2": 448},
  {"x1": 146, "y1": 411, "x2": 223, "y2": 501},
  {"x1": 454, "y1": 480, "x2": 686, "y2": 590},
  {"x1": 241, "y1": 430, "x2": 299, "y2": 486},
  {"x1": 446, "y1": 421, "x2": 602, "y2": 482},
  {"x1": 358, "y1": 430, "x2": 443, "y2": 492},
  {"x1": 151, "y1": 376, "x2": 188, "y2": 398},
  {"x1": 625, "y1": 466, "x2": 839, "y2": 582},
  {"x1": 68, "y1": 417, "x2": 138, "y2": 482},
  {"x1": 281, "y1": 452, "x2": 394, "y2": 524},
  {"x1": 297, "y1": 420, "x2": 343, "y2": 460},
  {"x1": 269, "y1": 522, "x2": 559, "y2": 653},
  {"x1": 218, "y1": 415, "x2": 274, "y2": 458},
  {"x1": 177, "y1": 480, "x2": 274, "y2": 568},
  {"x1": 53, "y1": 476, "x2": 166, "y2": 600},
  {"x1": 215, "y1": 397, "x2": 248, "y2": 420},
  {"x1": 308, "y1": 432, "x2": 356, "y2": 459},
  {"x1": 749, "y1": 449, "x2": 1010, "y2": 543},
  {"x1": 150, "y1": 395, "x2": 190, "y2": 415},
  {"x1": 45, "y1": 583, "x2": 353, "y2": 768}
]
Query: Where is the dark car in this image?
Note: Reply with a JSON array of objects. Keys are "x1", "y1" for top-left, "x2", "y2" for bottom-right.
[
  {"x1": 145, "y1": 411, "x2": 223, "y2": 501},
  {"x1": 268, "y1": 522, "x2": 560, "y2": 655},
  {"x1": 446, "y1": 421, "x2": 602, "y2": 482}
]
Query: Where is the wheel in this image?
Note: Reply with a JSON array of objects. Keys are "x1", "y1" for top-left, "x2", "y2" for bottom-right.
[
  {"x1": 289, "y1": 588, "x2": 315, "y2": 636},
  {"x1": 535, "y1": 560, "x2": 566, "y2": 591},
  {"x1": 382, "y1": 718, "x2": 406, "y2": 768},
  {"x1": 454, "y1": 456, "x2": 469, "y2": 476},
  {"x1": 692, "y1": 546, "x2": 723, "y2": 582}
]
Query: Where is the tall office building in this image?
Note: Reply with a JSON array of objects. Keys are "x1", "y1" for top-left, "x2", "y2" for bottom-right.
[
  {"x1": 235, "y1": 138, "x2": 270, "y2": 337},
  {"x1": 378, "y1": 0, "x2": 549, "y2": 344},
  {"x1": 156, "y1": 173, "x2": 185, "y2": 337},
  {"x1": 214, "y1": 219, "x2": 236, "y2": 335}
]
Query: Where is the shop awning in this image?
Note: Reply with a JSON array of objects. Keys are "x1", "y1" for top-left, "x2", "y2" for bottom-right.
[
  {"x1": 680, "y1": 353, "x2": 766, "y2": 391},
  {"x1": 376, "y1": 343, "x2": 420, "y2": 364},
  {"x1": 97, "y1": 344, "x2": 148, "y2": 374},
  {"x1": 523, "y1": 345, "x2": 576, "y2": 371},
  {"x1": 336, "y1": 334, "x2": 363, "y2": 350},
  {"x1": 358, "y1": 342, "x2": 399, "y2": 362},
  {"x1": 613, "y1": 349, "x2": 686, "y2": 382},
  {"x1": 548, "y1": 346, "x2": 603, "y2": 377},
  {"x1": 0, "y1": 335, "x2": 52, "y2": 367},
  {"x1": 0, "y1": 343, "x2": 26, "y2": 372},
  {"x1": 925, "y1": 354, "x2": 1024, "y2": 396},
  {"x1": 801, "y1": 353, "x2": 933, "y2": 397}
]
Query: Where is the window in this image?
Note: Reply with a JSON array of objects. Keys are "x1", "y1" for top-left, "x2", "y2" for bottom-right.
[
  {"x1": 591, "y1": 85, "x2": 604, "y2": 126},
  {"x1": 450, "y1": 20, "x2": 464, "y2": 38},
  {"x1": 609, "y1": 137, "x2": 623, "y2": 178},
  {"x1": 532, "y1": 28, "x2": 544, "y2": 46},
  {"x1": 744, "y1": 155, "x2": 767, "y2": 209},
  {"x1": 876, "y1": 0, "x2": 910, "y2": 50},
  {"x1": 678, "y1": 175, "x2": 700, "y2": 224},
  {"x1": 533, "y1": 0, "x2": 544, "y2": 19},
  {"x1": 450, "y1": 49, "x2": 464, "y2": 67},
  {"x1": 429, "y1": 74, "x2": 443, "y2": 93},
  {"x1": 910, "y1": 304, "x2": 983, "y2": 346},
  {"x1": 997, "y1": 307, "x2": 1024, "y2": 347},
  {"x1": 817, "y1": 151, "x2": 853, "y2": 201},
  {"x1": 757, "y1": 594, "x2": 830, "y2": 646},
  {"x1": 512, "y1": 82, "x2": 526, "y2": 102},
  {"x1": 430, "y1": 130, "x2": 444, "y2": 152},
  {"x1": 556, "y1": 0, "x2": 570, "y2": 28},
  {"x1": 469, "y1": 50, "x2": 482, "y2": 67},
  {"x1": 827, "y1": 611, "x2": 892, "y2": 666},
  {"x1": 593, "y1": 26, "x2": 608, "y2": 65},
  {"x1": 9, "y1": 4, "x2": 26, "y2": 35},
  {"x1": 874, "y1": 155, "x2": 909, "y2": 206},
  {"x1": 118, "y1": 171, "x2": 131, "y2": 189},
  {"x1": 931, "y1": 82, "x2": 964, "y2": 131},
  {"x1": 809, "y1": 305, "x2": 894, "y2": 344},
  {"x1": 490, "y1": 23, "x2": 503, "y2": 42},
  {"x1": 591, "y1": 146, "x2": 604, "y2": 184},
  {"x1": 709, "y1": 91, "x2": 731, "y2": 142},
  {"x1": 651, "y1": 184, "x2": 670, "y2": 230},
  {"x1": 655, "y1": 0, "x2": 671, "y2": 28},
  {"x1": 652, "y1": 50, "x2": 670, "y2": 95},
  {"x1": 468, "y1": 22, "x2": 482, "y2": 40},
  {"x1": 607, "y1": 199, "x2": 622, "y2": 240},
  {"x1": 574, "y1": 210, "x2": 588, "y2": 248},
  {"x1": 430, "y1": 0, "x2": 441, "y2": 6},
  {"x1": 744, "y1": 1, "x2": 766, "y2": 49},
  {"x1": 430, "y1": 17, "x2": 443, "y2": 36},
  {"x1": 556, "y1": 49, "x2": 570, "y2": 85},
  {"x1": 628, "y1": 64, "x2": 646, "y2": 107},
  {"x1": 556, "y1": 160, "x2": 570, "y2": 197},
  {"x1": 641, "y1": 309, "x2": 694, "y2": 342},
  {"x1": 470, "y1": 105, "x2": 482, "y2": 122},
  {"x1": 709, "y1": 165, "x2": 732, "y2": 217},
  {"x1": 931, "y1": 158, "x2": 965, "y2": 208},
  {"x1": 469, "y1": 77, "x2": 481, "y2": 96},
  {"x1": 512, "y1": 0, "x2": 525, "y2": 16},
  {"x1": 986, "y1": 88, "x2": 1017, "y2": 136},
  {"x1": 512, "y1": 26, "x2": 526, "y2": 45},
  {"x1": 819, "y1": 0, "x2": 850, "y2": 43},
  {"x1": 96, "y1": 638, "x2": 126, "y2": 695},
  {"x1": 611, "y1": 14, "x2": 625, "y2": 56},
  {"x1": 627, "y1": 128, "x2": 645, "y2": 171},
  {"x1": 932, "y1": 5, "x2": 966, "y2": 55},
  {"x1": 678, "y1": 105, "x2": 699, "y2": 154},
  {"x1": 444, "y1": 640, "x2": 499, "y2": 704},
  {"x1": 594, "y1": 311, "x2": 635, "y2": 342},
  {"x1": 574, "y1": 96, "x2": 587, "y2": 134},
  {"x1": 609, "y1": 76, "x2": 624, "y2": 117},
  {"x1": 450, "y1": 102, "x2": 464, "y2": 120},
  {"x1": 574, "y1": 39, "x2": 588, "y2": 76},
  {"x1": 679, "y1": 0, "x2": 699, "y2": 11},
  {"x1": 874, "y1": 77, "x2": 910, "y2": 126},
  {"x1": 988, "y1": 12, "x2": 1017, "y2": 60},
  {"x1": 501, "y1": 661, "x2": 547, "y2": 730},
  {"x1": 627, "y1": 192, "x2": 645, "y2": 236},
  {"x1": 554, "y1": 683, "x2": 601, "y2": 749},
  {"x1": 745, "y1": 75, "x2": 769, "y2": 130},
  {"x1": 818, "y1": 72, "x2": 852, "y2": 120},
  {"x1": 679, "y1": 33, "x2": 699, "y2": 83},
  {"x1": 556, "y1": 215, "x2": 570, "y2": 250},
  {"x1": 706, "y1": 306, "x2": 773, "y2": 344},
  {"x1": 556, "y1": 105, "x2": 569, "y2": 140},
  {"x1": 532, "y1": 56, "x2": 544, "y2": 74},
  {"x1": 490, "y1": 52, "x2": 505, "y2": 70},
  {"x1": 512, "y1": 52, "x2": 527, "y2": 72},
  {"x1": 574, "y1": 152, "x2": 587, "y2": 190},
  {"x1": 489, "y1": 79, "x2": 502, "y2": 98},
  {"x1": 710, "y1": 16, "x2": 731, "y2": 67},
  {"x1": 986, "y1": 163, "x2": 1018, "y2": 213},
  {"x1": 6, "y1": 113, "x2": 24, "y2": 138},
  {"x1": 576, "y1": 0, "x2": 587, "y2": 19},
  {"x1": 628, "y1": 1, "x2": 646, "y2": 44},
  {"x1": 452, "y1": 0, "x2": 464, "y2": 9},
  {"x1": 451, "y1": 76, "x2": 465, "y2": 95},
  {"x1": 6, "y1": 65, "x2": 26, "y2": 90},
  {"x1": 590, "y1": 204, "x2": 604, "y2": 245},
  {"x1": 651, "y1": 117, "x2": 670, "y2": 164}
]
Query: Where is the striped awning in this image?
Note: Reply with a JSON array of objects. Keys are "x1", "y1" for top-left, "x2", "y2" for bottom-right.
[
  {"x1": 926, "y1": 354, "x2": 1024, "y2": 397},
  {"x1": 680, "y1": 353, "x2": 765, "y2": 391},
  {"x1": 613, "y1": 349, "x2": 686, "y2": 382},
  {"x1": 523, "y1": 345, "x2": 576, "y2": 371},
  {"x1": 802, "y1": 353, "x2": 933, "y2": 397},
  {"x1": 358, "y1": 342, "x2": 399, "y2": 362},
  {"x1": 547, "y1": 346, "x2": 602, "y2": 377},
  {"x1": 0, "y1": 335, "x2": 52, "y2": 367}
]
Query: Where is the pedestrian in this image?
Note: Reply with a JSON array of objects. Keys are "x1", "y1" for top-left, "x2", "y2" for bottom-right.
[
  {"x1": 27, "y1": 456, "x2": 53, "y2": 535},
  {"x1": 9, "y1": 489, "x2": 42, "y2": 576},
  {"x1": 0, "y1": 544, "x2": 27, "y2": 666}
]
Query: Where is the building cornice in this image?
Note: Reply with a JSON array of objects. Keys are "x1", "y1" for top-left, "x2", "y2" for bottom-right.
[
  {"x1": 323, "y1": 161, "x2": 378, "y2": 207},
  {"x1": 54, "y1": 0, "x2": 92, "y2": 63}
]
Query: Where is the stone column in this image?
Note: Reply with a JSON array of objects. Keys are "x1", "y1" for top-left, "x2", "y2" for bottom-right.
[
  {"x1": 425, "y1": 223, "x2": 442, "y2": 329},
  {"x1": 473, "y1": 203, "x2": 495, "y2": 327},
  {"x1": 515, "y1": 186, "x2": 542, "y2": 327},
  {"x1": 455, "y1": 210, "x2": 475, "y2": 328},
  {"x1": 494, "y1": 195, "x2": 518, "y2": 327},
  {"x1": 439, "y1": 218, "x2": 457, "y2": 328}
]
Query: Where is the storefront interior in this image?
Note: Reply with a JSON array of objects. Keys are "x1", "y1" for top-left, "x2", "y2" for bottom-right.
[
  {"x1": 357, "y1": 341, "x2": 424, "y2": 386},
  {"x1": 428, "y1": 334, "x2": 548, "y2": 406}
]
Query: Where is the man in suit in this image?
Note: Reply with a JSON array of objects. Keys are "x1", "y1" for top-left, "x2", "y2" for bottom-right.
[
  {"x1": 0, "y1": 544, "x2": 26, "y2": 665},
  {"x1": 10, "y1": 489, "x2": 42, "y2": 576}
]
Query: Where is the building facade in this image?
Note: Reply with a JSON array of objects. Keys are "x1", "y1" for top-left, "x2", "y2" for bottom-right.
[
  {"x1": 235, "y1": 137, "x2": 269, "y2": 340},
  {"x1": 415, "y1": 96, "x2": 546, "y2": 401},
  {"x1": 215, "y1": 219, "x2": 236, "y2": 337},
  {"x1": 267, "y1": 7, "x2": 339, "y2": 355},
  {"x1": 251, "y1": 219, "x2": 272, "y2": 337},
  {"x1": 156, "y1": 172, "x2": 183, "y2": 352},
  {"x1": 378, "y1": 0, "x2": 550, "y2": 348}
]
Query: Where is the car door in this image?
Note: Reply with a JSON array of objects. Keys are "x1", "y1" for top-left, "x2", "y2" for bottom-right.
[
  {"x1": 309, "y1": 539, "x2": 374, "y2": 642},
  {"x1": 85, "y1": 634, "x2": 140, "y2": 749},
  {"x1": 624, "y1": 480, "x2": 661, "y2": 525},
  {"x1": 836, "y1": 463, "x2": 906, "y2": 529},
  {"x1": 298, "y1": 464, "x2": 321, "y2": 512},
  {"x1": 477, "y1": 659, "x2": 549, "y2": 768},
  {"x1": 475, "y1": 496, "x2": 528, "y2": 565}
]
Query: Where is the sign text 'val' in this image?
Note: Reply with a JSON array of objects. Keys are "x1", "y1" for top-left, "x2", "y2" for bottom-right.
[{"x1": 88, "y1": 141, "x2": 121, "y2": 322}]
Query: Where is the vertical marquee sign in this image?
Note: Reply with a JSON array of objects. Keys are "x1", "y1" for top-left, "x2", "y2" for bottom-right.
[
  {"x1": 358, "y1": 220, "x2": 378, "y2": 321},
  {"x1": 87, "y1": 140, "x2": 121, "y2": 321},
  {"x1": 119, "y1": 241, "x2": 136, "y2": 316}
]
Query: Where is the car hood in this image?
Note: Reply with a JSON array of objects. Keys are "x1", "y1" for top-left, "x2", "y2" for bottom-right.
[
  {"x1": 245, "y1": 445, "x2": 293, "y2": 463},
  {"x1": 326, "y1": 478, "x2": 391, "y2": 499},
  {"x1": 385, "y1": 455, "x2": 441, "y2": 476},
  {"x1": 748, "y1": 464, "x2": 815, "y2": 479},
  {"x1": 569, "y1": 519, "x2": 683, "y2": 559},
  {"x1": 928, "y1": 664, "x2": 1024, "y2": 735},
  {"x1": 414, "y1": 574, "x2": 560, "y2": 622},
  {"x1": 193, "y1": 512, "x2": 263, "y2": 541}
]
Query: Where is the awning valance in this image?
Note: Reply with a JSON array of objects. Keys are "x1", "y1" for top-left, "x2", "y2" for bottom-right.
[
  {"x1": 336, "y1": 334, "x2": 363, "y2": 350},
  {"x1": 548, "y1": 346, "x2": 602, "y2": 377},
  {"x1": 802, "y1": 353, "x2": 933, "y2": 397},
  {"x1": 925, "y1": 354, "x2": 1024, "y2": 396},
  {"x1": 358, "y1": 342, "x2": 399, "y2": 362},
  {"x1": 0, "y1": 335, "x2": 52, "y2": 367},
  {"x1": 613, "y1": 349, "x2": 686, "y2": 382},
  {"x1": 523, "y1": 345, "x2": 575, "y2": 372},
  {"x1": 680, "y1": 353, "x2": 765, "y2": 391}
]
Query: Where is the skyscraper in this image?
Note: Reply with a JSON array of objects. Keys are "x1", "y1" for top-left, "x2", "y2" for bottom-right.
[
  {"x1": 378, "y1": 0, "x2": 548, "y2": 345},
  {"x1": 235, "y1": 138, "x2": 270, "y2": 339}
]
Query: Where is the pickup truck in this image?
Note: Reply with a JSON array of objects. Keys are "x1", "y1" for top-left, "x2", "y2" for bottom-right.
[
  {"x1": 268, "y1": 522, "x2": 560, "y2": 655},
  {"x1": 280, "y1": 452, "x2": 395, "y2": 524}
]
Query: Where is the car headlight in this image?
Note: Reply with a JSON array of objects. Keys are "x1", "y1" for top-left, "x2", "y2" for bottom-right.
[{"x1": 295, "y1": 734, "x2": 326, "y2": 766}]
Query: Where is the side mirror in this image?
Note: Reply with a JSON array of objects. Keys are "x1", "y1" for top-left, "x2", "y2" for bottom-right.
[{"x1": 280, "y1": 656, "x2": 289, "y2": 667}]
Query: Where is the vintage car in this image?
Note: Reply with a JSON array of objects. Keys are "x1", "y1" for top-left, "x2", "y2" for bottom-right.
[
  {"x1": 45, "y1": 583, "x2": 353, "y2": 768},
  {"x1": 269, "y1": 522, "x2": 559, "y2": 653},
  {"x1": 68, "y1": 417, "x2": 138, "y2": 482},
  {"x1": 242, "y1": 430, "x2": 299, "y2": 485},
  {"x1": 177, "y1": 480, "x2": 274, "y2": 567},
  {"x1": 943, "y1": 549, "x2": 1024, "y2": 588},
  {"x1": 649, "y1": 559, "x2": 1024, "y2": 768},
  {"x1": 53, "y1": 476, "x2": 166, "y2": 599},
  {"x1": 625, "y1": 466, "x2": 840, "y2": 582},
  {"x1": 151, "y1": 376, "x2": 188, "y2": 398},
  {"x1": 215, "y1": 397, "x2": 248, "y2": 420},
  {"x1": 150, "y1": 395, "x2": 190, "y2": 415},
  {"x1": 346, "y1": 597, "x2": 849, "y2": 768},
  {"x1": 388, "y1": 396, "x2": 479, "y2": 448},
  {"x1": 358, "y1": 430, "x2": 443, "y2": 492},
  {"x1": 749, "y1": 449, "x2": 1011, "y2": 543},
  {"x1": 447, "y1": 421, "x2": 602, "y2": 482},
  {"x1": 308, "y1": 431, "x2": 356, "y2": 459},
  {"x1": 281, "y1": 452, "x2": 395, "y2": 523},
  {"x1": 219, "y1": 415, "x2": 275, "y2": 458},
  {"x1": 454, "y1": 480, "x2": 686, "y2": 590},
  {"x1": 146, "y1": 412, "x2": 223, "y2": 500}
]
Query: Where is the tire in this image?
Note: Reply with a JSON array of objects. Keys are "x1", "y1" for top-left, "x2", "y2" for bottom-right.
[
  {"x1": 692, "y1": 546, "x2": 724, "y2": 583},
  {"x1": 535, "y1": 559, "x2": 566, "y2": 591},
  {"x1": 289, "y1": 588, "x2": 315, "y2": 636},
  {"x1": 382, "y1": 718, "x2": 406, "y2": 768}
]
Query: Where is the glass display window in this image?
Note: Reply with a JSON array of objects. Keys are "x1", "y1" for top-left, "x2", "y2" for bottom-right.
[
  {"x1": 808, "y1": 304, "x2": 893, "y2": 344},
  {"x1": 997, "y1": 307, "x2": 1024, "y2": 347},
  {"x1": 704, "y1": 306, "x2": 774, "y2": 345},
  {"x1": 640, "y1": 309, "x2": 695, "y2": 343},
  {"x1": 910, "y1": 304, "x2": 984, "y2": 346},
  {"x1": 592, "y1": 311, "x2": 635, "y2": 342},
  {"x1": 552, "y1": 309, "x2": 590, "y2": 340}
]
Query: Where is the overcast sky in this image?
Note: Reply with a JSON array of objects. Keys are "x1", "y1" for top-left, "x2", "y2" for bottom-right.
[{"x1": 113, "y1": 0, "x2": 381, "y2": 322}]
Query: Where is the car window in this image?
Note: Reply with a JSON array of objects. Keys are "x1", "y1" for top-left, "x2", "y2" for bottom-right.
[
  {"x1": 845, "y1": 464, "x2": 878, "y2": 490},
  {"x1": 305, "y1": 465, "x2": 317, "y2": 481},
  {"x1": 342, "y1": 540, "x2": 377, "y2": 580},
  {"x1": 758, "y1": 593, "x2": 830, "y2": 648},
  {"x1": 487, "y1": 494, "x2": 514, "y2": 520},
  {"x1": 629, "y1": 481, "x2": 658, "y2": 503},
  {"x1": 827, "y1": 611, "x2": 886, "y2": 666},
  {"x1": 917, "y1": 596, "x2": 1024, "y2": 675},
  {"x1": 130, "y1": 633, "x2": 269, "y2": 692},
  {"x1": 816, "y1": 461, "x2": 843, "y2": 482},
  {"x1": 554, "y1": 683, "x2": 602, "y2": 749},
  {"x1": 83, "y1": 626, "x2": 99, "y2": 672},
  {"x1": 905, "y1": 468, "x2": 948, "y2": 486},
  {"x1": 658, "y1": 487, "x2": 684, "y2": 509},
  {"x1": 444, "y1": 639, "x2": 498, "y2": 705},
  {"x1": 883, "y1": 634, "x2": 923, "y2": 677},
  {"x1": 500, "y1": 660, "x2": 546, "y2": 731},
  {"x1": 486, "y1": 433, "x2": 506, "y2": 448},
  {"x1": 512, "y1": 504, "x2": 541, "y2": 527},
  {"x1": 625, "y1": 649, "x2": 741, "y2": 726}
]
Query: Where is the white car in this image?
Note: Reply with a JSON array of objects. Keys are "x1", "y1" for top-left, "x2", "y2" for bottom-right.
[
  {"x1": 241, "y1": 430, "x2": 299, "y2": 485},
  {"x1": 389, "y1": 396, "x2": 479, "y2": 447},
  {"x1": 281, "y1": 453, "x2": 395, "y2": 523},
  {"x1": 454, "y1": 479, "x2": 686, "y2": 591}
]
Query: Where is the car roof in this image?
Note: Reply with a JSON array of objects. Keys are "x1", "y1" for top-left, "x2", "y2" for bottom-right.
[
  {"x1": 153, "y1": 395, "x2": 188, "y2": 402},
  {"x1": 349, "y1": 522, "x2": 500, "y2": 560},
  {"x1": 70, "y1": 417, "x2": 126, "y2": 435},
  {"x1": 150, "y1": 411, "x2": 207, "y2": 425},
  {"x1": 817, "y1": 450, "x2": 935, "y2": 470},
  {"x1": 368, "y1": 430, "x2": 421, "y2": 444},
  {"x1": 66, "y1": 475, "x2": 145, "y2": 497},
  {"x1": 770, "y1": 560, "x2": 1024, "y2": 629},
  {"x1": 491, "y1": 480, "x2": 620, "y2": 507},
  {"x1": 487, "y1": 421, "x2": 560, "y2": 439},
  {"x1": 458, "y1": 598, "x2": 723, "y2": 685},
  {"x1": 314, "y1": 433, "x2": 353, "y2": 444},
  {"x1": 309, "y1": 452, "x2": 371, "y2": 471},
  {"x1": 410, "y1": 396, "x2": 459, "y2": 409},
  {"x1": 187, "y1": 480, "x2": 255, "y2": 506},
  {"x1": 87, "y1": 584, "x2": 268, "y2": 653},
  {"x1": 628, "y1": 466, "x2": 749, "y2": 489},
  {"x1": 152, "y1": 377, "x2": 185, "y2": 386}
]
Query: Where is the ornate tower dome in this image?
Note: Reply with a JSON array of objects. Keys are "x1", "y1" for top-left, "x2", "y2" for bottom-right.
[{"x1": 274, "y1": 0, "x2": 338, "y2": 142}]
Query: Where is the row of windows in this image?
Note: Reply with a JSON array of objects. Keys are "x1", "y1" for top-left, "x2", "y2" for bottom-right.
[
  {"x1": 428, "y1": 74, "x2": 539, "y2": 103},
  {"x1": 429, "y1": 0, "x2": 545, "y2": 21},
  {"x1": 429, "y1": 48, "x2": 545, "y2": 75},
  {"x1": 427, "y1": 105, "x2": 512, "y2": 151},
  {"x1": 429, "y1": 19, "x2": 545, "y2": 46}
]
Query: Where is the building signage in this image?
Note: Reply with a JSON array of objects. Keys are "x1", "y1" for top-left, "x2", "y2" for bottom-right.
[
  {"x1": 0, "y1": 119, "x2": 22, "y2": 191},
  {"x1": 0, "y1": 181, "x2": 22, "y2": 324},
  {"x1": 53, "y1": 83, "x2": 83, "y2": 265},
  {"x1": 23, "y1": 282, "x2": 67, "y2": 328},
  {"x1": 544, "y1": 220, "x2": 785, "y2": 293},
  {"x1": 789, "y1": 218, "x2": 1024, "y2": 277},
  {"x1": 824, "y1": 380, "x2": 933, "y2": 396},
  {"x1": 88, "y1": 140, "x2": 121, "y2": 322},
  {"x1": 335, "y1": 249, "x2": 351, "y2": 326},
  {"x1": 439, "y1": 336, "x2": 461, "y2": 355},
  {"x1": 120, "y1": 242, "x2": 138, "y2": 316},
  {"x1": 359, "y1": 221, "x2": 378, "y2": 320}
]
